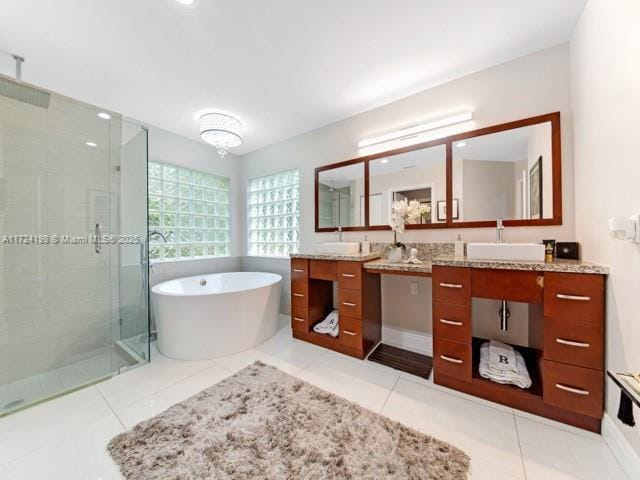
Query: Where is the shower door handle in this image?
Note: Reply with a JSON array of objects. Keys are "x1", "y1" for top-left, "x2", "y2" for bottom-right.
[{"x1": 95, "y1": 223, "x2": 102, "y2": 254}]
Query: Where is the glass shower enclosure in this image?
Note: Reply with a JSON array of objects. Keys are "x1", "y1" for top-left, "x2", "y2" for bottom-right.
[{"x1": 0, "y1": 73, "x2": 150, "y2": 415}]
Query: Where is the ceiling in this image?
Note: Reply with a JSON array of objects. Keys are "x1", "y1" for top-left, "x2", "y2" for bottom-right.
[{"x1": 0, "y1": 0, "x2": 586, "y2": 155}]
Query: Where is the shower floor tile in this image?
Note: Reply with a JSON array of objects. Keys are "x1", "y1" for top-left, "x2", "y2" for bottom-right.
[{"x1": 0, "y1": 349, "x2": 131, "y2": 416}]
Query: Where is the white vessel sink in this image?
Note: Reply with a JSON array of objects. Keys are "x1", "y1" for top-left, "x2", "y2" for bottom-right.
[
  {"x1": 314, "y1": 242, "x2": 361, "y2": 255},
  {"x1": 467, "y1": 242, "x2": 545, "y2": 261}
]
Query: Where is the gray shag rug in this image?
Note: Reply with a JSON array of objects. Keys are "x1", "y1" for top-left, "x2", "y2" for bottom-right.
[{"x1": 108, "y1": 362, "x2": 469, "y2": 479}]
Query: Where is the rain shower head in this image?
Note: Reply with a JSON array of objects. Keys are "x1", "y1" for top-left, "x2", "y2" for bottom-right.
[
  {"x1": 0, "y1": 55, "x2": 50, "y2": 108},
  {"x1": 0, "y1": 76, "x2": 50, "y2": 108}
]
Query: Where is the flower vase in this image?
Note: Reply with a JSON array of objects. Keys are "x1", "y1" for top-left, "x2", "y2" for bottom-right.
[{"x1": 388, "y1": 246, "x2": 403, "y2": 262}]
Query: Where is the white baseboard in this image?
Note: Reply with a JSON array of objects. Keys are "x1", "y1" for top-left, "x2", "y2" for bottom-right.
[
  {"x1": 381, "y1": 326, "x2": 433, "y2": 356},
  {"x1": 602, "y1": 413, "x2": 640, "y2": 479},
  {"x1": 278, "y1": 314, "x2": 290, "y2": 330}
]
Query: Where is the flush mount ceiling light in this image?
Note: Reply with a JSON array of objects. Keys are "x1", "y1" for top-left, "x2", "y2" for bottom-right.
[
  {"x1": 85, "y1": 141, "x2": 97, "y2": 147},
  {"x1": 358, "y1": 111, "x2": 473, "y2": 149},
  {"x1": 456, "y1": 141, "x2": 467, "y2": 148},
  {"x1": 97, "y1": 112, "x2": 110, "y2": 120},
  {"x1": 199, "y1": 112, "x2": 243, "y2": 158},
  {"x1": 176, "y1": 0, "x2": 195, "y2": 4}
]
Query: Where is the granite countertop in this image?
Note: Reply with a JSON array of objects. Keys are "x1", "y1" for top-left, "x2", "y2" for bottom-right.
[
  {"x1": 363, "y1": 258, "x2": 433, "y2": 274},
  {"x1": 290, "y1": 252, "x2": 381, "y2": 262},
  {"x1": 431, "y1": 255, "x2": 609, "y2": 275}
]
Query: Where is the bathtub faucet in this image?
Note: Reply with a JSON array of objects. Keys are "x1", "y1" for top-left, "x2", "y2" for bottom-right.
[{"x1": 149, "y1": 229, "x2": 171, "y2": 242}]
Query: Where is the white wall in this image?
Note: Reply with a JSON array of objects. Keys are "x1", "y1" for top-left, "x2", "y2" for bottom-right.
[
  {"x1": 241, "y1": 44, "x2": 575, "y2": 338},
  {"x1": 146, "y1": 125, "x2": 243, "y2": 287},
  {"x1": 527, "y1": 122, "x2": 553, "y2": 218},
  {"x1": 571, "y1": 0, "x2": 640, "y2": 456},
  {"x1": 460, "y1": 160, "x2": 516, "y2": 221}
]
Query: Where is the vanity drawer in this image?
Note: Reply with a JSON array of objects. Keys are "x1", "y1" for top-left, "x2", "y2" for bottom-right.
[
  {"x1": 432, "y1": 267, "x2": 471, "y2": 306},
  {"x1": 339, "y1": 316, "x2": 362, "y2": 351},
  {"x1": 291, "y1": 281, "x2": 309, "y2": 307},
  {"x1": 544, "y1": 317, "x2": 603, "y2": 370},
  {"x1": 433, "y1": 301, "x2": 471, "y2": 344},
  {"x1": 544, "y1": 273, "x2": 604, "y2": 323},
  {"x1": 291, "y1": 258, "x2": 309, "y2": 282},
  {"x1": 434, "y1": 338, "x2": 472, "y2": 382},
  {"x1": 339, "y1": 288, "x2": 362, "y2": 319},
  {"x1": 543, "y1": 360, "x2": 603, "y2": 418},
  {"x1": 472, "y1": 269, "x2": 543, "y2": 304},
  {"x1": 310, "y1": 260, "x2": 337, "y2": 281},
  {"x1": 291, "y1": 306, "x2": 308, "y2": 333},
  {"x1": 338, "y1": 262, "x2": 362, "y2": 290}
]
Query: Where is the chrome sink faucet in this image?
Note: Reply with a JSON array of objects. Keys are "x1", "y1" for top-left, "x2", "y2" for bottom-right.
[
  {"x1": 335, "y1": 226, "x2": 343, "y2": 242},
  {"x1": 496, "y1": 219, "x2": 504, "y2": 243}
]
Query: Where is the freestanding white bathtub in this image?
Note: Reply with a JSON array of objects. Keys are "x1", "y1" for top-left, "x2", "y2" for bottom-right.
[{"x1": 152, "y1": 272, "x2": 282, "y2": 360}]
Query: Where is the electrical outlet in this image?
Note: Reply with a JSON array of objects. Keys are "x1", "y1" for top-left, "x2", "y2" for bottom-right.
[{"x1": 410, "y1": 282, "x2": 418, "y2": 296}]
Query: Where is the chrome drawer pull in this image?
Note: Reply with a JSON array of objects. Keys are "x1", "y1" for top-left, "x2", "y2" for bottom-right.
[
  {"x1": 556, "y1": 338, "x2": 590, "y2": 348},
  {"x1": 342, "y1": 273, "x2": 357, "y2": 278},
  {"x1": 293, "y1": 268, "x2": 305, "y2": 273},
  {"x1": 293, "y1": 293, "x2": 305, "y2": 297},
  {"x1": 440, "y1": 318, "x2": 462, "y2": 327},
  {"x1": 439, "y1": 282, "x2": 463, "y2": 289},
  {"x1": 555, "y1": 383, "x2": 590, "y2": 396},
  {"x1": 440, "y1": 319, "x2": 463, "y2": 326},
  {"x1": 342, "y1": 302, "x2": 357, "y2": 307},
  {"x1": 342, "y1": 330, "x2": 357, "y2": 336},
  {"x1": 440, "y1": 355, "x2": 463, "y2": 364},
  {"x1": 556, "y1": 293, "x2": 591, "y2": 302},
  {"x1": 293, "y1": 317, "x2": 305, "y2": 322}
]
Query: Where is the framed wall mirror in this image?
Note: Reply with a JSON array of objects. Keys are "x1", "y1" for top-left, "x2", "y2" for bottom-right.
[
  {"x1": 315, "y1": 112, "x2": 561, "y2": 231},
  {"x1": 368, "y1": 144, "x2": 446, "y2": 227}
]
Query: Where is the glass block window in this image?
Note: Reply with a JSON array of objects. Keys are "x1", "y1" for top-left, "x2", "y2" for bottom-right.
[
  {"x1": 248, "y1": 169, "x2": 300, "y2": 257},
  {"x1": 148, "y1": 161, "x2": 231, "y2": 261}
]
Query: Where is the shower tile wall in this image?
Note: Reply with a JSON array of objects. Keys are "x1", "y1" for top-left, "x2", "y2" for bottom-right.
[{"x1": 0, "y1": 92, "x2": 116, "y2": 387}]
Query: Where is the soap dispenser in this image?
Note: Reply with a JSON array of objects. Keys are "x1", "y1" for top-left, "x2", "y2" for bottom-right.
[
  {"x1": 361, "y1": 235, "x2": 370, "y2": 255},
  {"x1": 454, "y1": 234, "x2": 465, "y2": 258}
]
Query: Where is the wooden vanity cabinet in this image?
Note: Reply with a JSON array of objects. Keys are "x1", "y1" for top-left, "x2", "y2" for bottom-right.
[
  {"x1": 290, "y1": 258, "x2": 381, "y2": 359},
  {"x1": 432, "y1": 266, "x2": 606, "y2": 433}
]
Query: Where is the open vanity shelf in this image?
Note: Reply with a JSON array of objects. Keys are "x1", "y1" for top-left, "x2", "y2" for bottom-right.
[
  {"x1": 469, "y1": 337, "x2": 544, "y2": 398},
  {"x1": 433, "y1": 265, "x2": 606, "y2": 432},
  {"x1": 290, "y1": 256, "x2": 382, "y2": 359}
]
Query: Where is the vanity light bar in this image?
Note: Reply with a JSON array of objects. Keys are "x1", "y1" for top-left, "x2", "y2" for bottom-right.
[{"x1": 357, "y1": 111, "x2": 473, "y2": 148}]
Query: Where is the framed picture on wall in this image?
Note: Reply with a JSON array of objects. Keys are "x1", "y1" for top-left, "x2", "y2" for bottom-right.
[
  {"x1": 529, "y1": 156, "x2": 543, "y2": 219},
  {"x1": 436, "y1": 199, "x2": 459, "y2": 221}
]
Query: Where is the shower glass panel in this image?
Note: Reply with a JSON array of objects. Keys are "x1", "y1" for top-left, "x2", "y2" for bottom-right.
[
  {"x1": 0, "y1": 74, "x2": 149, "y2": 416},
  {"x1": 117, "y1": 125, "x2": 150, "y2": 362}
]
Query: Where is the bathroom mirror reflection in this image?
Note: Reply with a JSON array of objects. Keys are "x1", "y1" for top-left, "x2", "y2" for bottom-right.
[
  {"x1": 368, "y1": 144, "x2": 446, "y2": 226},
  {"x1": 452, "y1": 121, "x2": 554, "y2": 222},
  {"x1": 317, "y1": 161, "x2": 365, "y2": 228}
]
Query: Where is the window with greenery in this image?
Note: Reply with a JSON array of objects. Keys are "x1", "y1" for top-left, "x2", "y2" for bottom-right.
[
  {"x1": 248, "y1": 169, "x2": 300, "y2": 257},
  {"x1": 148, "y1": 161, "x2": 231, "y2": 261}
]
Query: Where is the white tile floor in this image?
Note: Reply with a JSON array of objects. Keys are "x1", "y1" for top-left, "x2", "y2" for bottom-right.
[{"x1": 0, "y1": 327, "x2": 629, "y2": 479}]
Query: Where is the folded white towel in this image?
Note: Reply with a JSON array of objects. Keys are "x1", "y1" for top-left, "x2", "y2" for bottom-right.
[
  {"x1": 489, "y1": 339, "x2": 518, "y2": 374},
  {"x1": 479, "y1": 342, "x2": 532, "y2": 389},
  {"x1": 313, "y1": 310, "x2": 339, "y2": 337}
]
